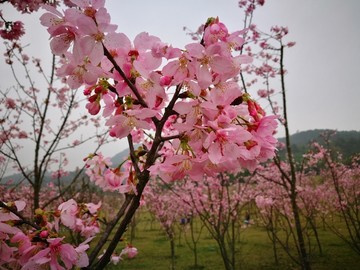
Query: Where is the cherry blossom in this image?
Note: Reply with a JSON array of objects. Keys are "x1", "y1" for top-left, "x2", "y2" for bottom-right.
[{"x1": 0, "y1": 20, "x2": 25, "y2": 41}]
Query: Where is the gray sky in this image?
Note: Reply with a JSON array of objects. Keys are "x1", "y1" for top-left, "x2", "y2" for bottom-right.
[{"x1": 1, "y1": 0, "x2": 359, "y2": 171}]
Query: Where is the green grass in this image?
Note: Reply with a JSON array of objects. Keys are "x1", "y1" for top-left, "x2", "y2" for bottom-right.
[{"x1": 102, "y1": 211, "x2": 360, "y2": 270}]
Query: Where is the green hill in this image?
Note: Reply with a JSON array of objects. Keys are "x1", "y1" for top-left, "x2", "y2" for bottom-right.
[{"x1": 278, "y1": 129, "x2": 360, "y2": 162}]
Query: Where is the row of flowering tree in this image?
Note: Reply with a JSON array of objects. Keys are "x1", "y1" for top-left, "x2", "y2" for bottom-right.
[
  {"x1": 0, "y1": 0, "x2": 281, "y2": 269},
  {"x1": 144, "y1": 136, "x2": 360, "y2": 269},
  {"x1": 145, "y1": 172, "x2": 254, "y2": 270}
]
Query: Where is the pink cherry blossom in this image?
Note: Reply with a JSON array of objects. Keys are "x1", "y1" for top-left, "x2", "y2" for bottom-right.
[
  {"x1": 120, "y1": 245, "x2": 138, "y2": 259},
  {"x1": 106, "y1": 108, "x2": 157, "y2": 139},
  {"x1": 162, "y1": 54, "x2": 195, "y2": 85},
  {"x1": 58, "y1": 199, "x2": 78, "y2": 229},
  {"x1": 22, "y1": 237, "x2": 79, "y2": 270},
  {"x1": 104, "y1": 168, "x2": 130, "y2": 193},
  {"x1": 203, "y1": 17, "x2": 229, "y2": 45}
]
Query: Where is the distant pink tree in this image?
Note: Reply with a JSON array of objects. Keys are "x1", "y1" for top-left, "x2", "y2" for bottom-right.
[
  {"x1": 160, "y1": 173, "x2": 253, "y2": 270},
  {"x1": 146, "y1": 177, "x2": 206, "y2": 269},
  {"x1": 144, "y1": 181, "x2": 189, "y2": 270},
  {"x1": 306, "y1": 137, "x2": 360, "y2": 255},
  {"x1": 242, "y1": 12, "x2": 312, "y2": 269}
]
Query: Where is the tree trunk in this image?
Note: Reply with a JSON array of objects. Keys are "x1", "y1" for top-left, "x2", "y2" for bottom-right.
[
  {"x1": 170, "y1": 236, "x2": 176, "y2": 270},
  {"x1": 33, "y1": 182, "x2": 40, "y2": 212},
  {"x1": 290, "y1": 191, "x2": 311, "y2": 270}
]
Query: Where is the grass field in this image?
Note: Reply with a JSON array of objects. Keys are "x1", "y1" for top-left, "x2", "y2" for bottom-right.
[{"x1": 102, "y1": 210, "x2": 360, "y2": 270}]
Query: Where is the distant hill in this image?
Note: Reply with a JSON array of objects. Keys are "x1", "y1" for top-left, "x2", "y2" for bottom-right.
[
  {"x1": 278, "y1": 129, "x2": 360, "y2": 162},
  {"x1": 1, "y1": 147, "x2": 131, "y2": 185},
  {"x1": 111, "y1": 147, "x2": 130, "y2": 165},
  {"x1": 3, "y1": 130, "x2": 359, "y2": 184},
  {"x1": 1, "y1": 170, "x2": 85, "y2": 186}
]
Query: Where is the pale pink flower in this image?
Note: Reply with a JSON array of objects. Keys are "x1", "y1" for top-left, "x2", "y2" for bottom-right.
[
  {"x1": 58, "y1": 199, "x2": 78, "y2": 229},
  {"x1": 110, "y1": 253, "x2": 122, "y2": 265},
  {"x1": 106, "y1": 108, "x2": 157, "y2": 139},
  {"x1": 149, "y1": 154, "x2": 195, "y2": 182},
  {"x1": 151, "y1": 41, "x2": 181, "y2": 60},
  {"x1": 85, "y1": 201, "x2": 101, "y2": 215},
  {"x1": 162, "y1": 54, "x2": 195, "y2": 85},
  {"x1": 75, "y1": 238, "x2": 92, "y2": 267},
  {"x1": 57, "y1": 52, "x2": 104, "y2": 89},
  {"x1": 40, "y1": 5, "x2": 79, "y2": 54},
  {"x1": 104, "y1": 168, "x2": 130, "y2": 193},
  {"x1": 120, "y1": 245, "x2": 138, "y2": 259},
  {"x1": 72, "y1": 139, "x2": 81, "y2": 146},
  {"x1": 10, "y1": 232, "x2": 32, "y2": 258},
  {"x1": 85, "y1": 153, "x2": 112, "y2": 189},
  {"x1": 0, "y1": 239, "x2": 16, "y2": 265},
  {"x1": 22, "y1": 237, "x2": 78, "y2": 270},
  {"x1": 71, "y1": 0, "x2": 106, "y2": 9},
  {"x1": 0, "y1": 222, "x2": 21, "y2": 235},
  {"x1": 102, "y1": 91, "x2": 117, "y2": 117},
  {"x1": 0, "y1": 200, "x2": 26, "y2": 222},
  {"x1": 203, "y1": 125, "x2": 252, "y2": 164},
  {"x1": 135, "y1": 71, "x2": 167, "y2": 110}
]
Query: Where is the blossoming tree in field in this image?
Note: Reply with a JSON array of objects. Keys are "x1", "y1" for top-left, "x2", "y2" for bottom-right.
[{"x1": 0, "y1": 0, "x2": 279, "y2": 268}]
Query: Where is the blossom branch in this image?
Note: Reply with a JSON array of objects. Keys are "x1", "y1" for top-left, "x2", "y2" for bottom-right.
[
  {"x1": 102, "y1": 44, "x2": 148, "y2": 108},
  {"x1": 0, "y1": 201, "x2": 41, "y2": 230}
]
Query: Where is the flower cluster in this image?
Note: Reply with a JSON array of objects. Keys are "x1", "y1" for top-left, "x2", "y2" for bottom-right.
[
  {"x1": 0, "y1": 199, "x2": 101, "y2": 268},
  {"x1": 57, "y1": 199, "x2": 101, "y2": 238},
  {"x1": 40, "y1": 0, "x2": 278, "y2": 191},
  {"x1": 0, "y1": 20, "x2": 25, "y2": 41},
  {"x1": 99, "y1": 244, "x2": 138, "y2": 265},
  {"x1": 238, "y1": 0, "x2": 265, "y2": 15},
  {"x1": 84, "y1": 153, "x2": 137, "y2": 194}
]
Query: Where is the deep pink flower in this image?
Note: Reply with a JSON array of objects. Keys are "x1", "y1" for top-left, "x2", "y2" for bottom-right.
[
  {"x1": 86, "y1": 98, "x2": 101, "y2": 115},
  {"x1": 0, "y1": 21, "x2": 25, "y2": 40},
  {"x1": 203, "y1": 17, "x2": 229, "y2": 45},
  {"x1": 5, "y1": 98, "x2": 16, "y2": 109}
]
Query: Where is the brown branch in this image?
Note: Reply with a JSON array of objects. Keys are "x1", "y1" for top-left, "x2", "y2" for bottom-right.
[
  {"x1": 87, "y1": 194, "x2": 134, "y2": 266},
  {"x1": 0, "y1": 201, "x2": 41, "y2": 230}
]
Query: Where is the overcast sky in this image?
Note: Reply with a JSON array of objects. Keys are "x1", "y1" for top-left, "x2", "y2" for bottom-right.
[{"x1": 1, "y1": 0, "x2": 359, "y2": 172}]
